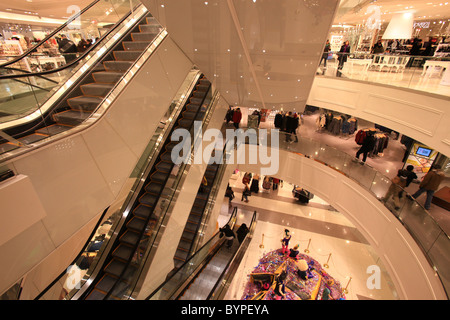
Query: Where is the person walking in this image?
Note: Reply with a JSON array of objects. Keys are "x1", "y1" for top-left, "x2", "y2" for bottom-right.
[
  {"x1": 236, "y1": 223, "x2": 249, "y2": 244},
  {"x1": 241, "y1": 183, "x2": 251, "y2": 202},
  {"x1": 409, "y1": 165, "x2": 445, "y2": 210},
  {"x1": 319, "y1": 40, "x2": 331, "y2": 73},
  {"x1": 355, "y1": 132, "x2": 375, "y2": 163},
  {"x1": 220, "y1": 224, "x2": 236, "y2": 249},
  {"x1": 337, "y1": 40, "x2": 350, "y2": 77},
  {"x1": 232, "y1": 108, "x2": 242, "y2": 129}
]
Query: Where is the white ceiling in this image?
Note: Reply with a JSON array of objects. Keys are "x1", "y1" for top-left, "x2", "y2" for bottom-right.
[{"x1": 141, "y1": 0, "x2": 339, "y2": 111}]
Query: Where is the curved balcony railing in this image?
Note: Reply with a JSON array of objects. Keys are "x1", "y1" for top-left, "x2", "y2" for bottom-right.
[
  {"x1": 254, "y1": 130, "x2": 449, "y2": 298},
  {"x1": 317, "y1": 51, "x2": 450, "y2": 97}
]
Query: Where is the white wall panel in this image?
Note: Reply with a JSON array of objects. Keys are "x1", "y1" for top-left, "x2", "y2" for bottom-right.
[
  {"x1": 308, "y1": 77, "x2": 450, "y2": 157},
  {"x1": 0, "y1": 175, "x2": 47, "y2": 247}
]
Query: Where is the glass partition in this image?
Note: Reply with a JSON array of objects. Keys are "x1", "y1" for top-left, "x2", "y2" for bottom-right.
[
  {"x1": 274, "y1": 131, "x2": 449, "y2": 298},
  {"x1": 318, "y1": 52, "x2": 450, "y2": 97}
]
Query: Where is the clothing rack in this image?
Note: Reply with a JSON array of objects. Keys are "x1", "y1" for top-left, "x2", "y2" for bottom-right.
[{"x1": 316, "y1": 111, "x2": 358, "y2": 136}]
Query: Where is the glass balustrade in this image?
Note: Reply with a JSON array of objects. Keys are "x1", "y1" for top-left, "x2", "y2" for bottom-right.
[
  {"x1": 268, "y1": 131, "x2": 449, "y2": 297},
  {"x1": 317, "y1": 52, "x2": 450, "y2": 97}
]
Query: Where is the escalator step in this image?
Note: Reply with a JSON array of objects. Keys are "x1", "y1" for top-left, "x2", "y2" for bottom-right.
[
  {"x1": 139, "y1": 193, "x2": 158, "y2": 207},
  {"x1": 113, "y1": 50, "x2": 142, "y2": 61},
  {"x1": 127, "y1": 217, "x2": 147, "y2": 232},
  {"x1": 177, "y1": 239, "x2": 192, "y2": 251},
  {"x1": 52, "y1": 110, "x2": 91, "y2": 125},
  {"x1": 146, "y1": 17, "x2": 160, "y2": 25},
  {"x1": 139, "y1": 24, "x2": 162, "y2": 33},
  {"x1": 131, "y1": 32, "x2": 158, "y2": 42},
  {"x1": 112, "y1": 244, "x2": 135, "y2": 261},
  {"x1": 177, "y1": 118, "x2": 194, "y2": 128},
  {"x1": 104, "y1": 60, "x2": 134, "y2": 71},
  {"x1": 193, "y1": 198, "x2": 207, "y2": 208},
  {"x1": 120, "y1": 230, "x2": 140, "y2": 246},
  {"x1": 36, "y1": 124, "x2": 73, "y2": 136},
  {"x1": 104, "y1": 259, "x2": 127, "y2": 278},
  {"x1": 80, "y1": 83, "x2": 115, "y2": 97},
  {"x1": 67, "y1": 96, "x2": 103, "y2": 111},
  {"x1": 133, "y1": 204, "x2": 155, "y2": 219},
  {"x1": 188, "y1": 214, "x2": 201, "y2": 224},
  {"x1": 186, "y1": 104, "x2": 200, "y2": 113},
  {"x1": 92, "y1": 71, "x2": 124, "y2": 84},
  {"x1": 174, "y1": 250, "x2": 188, "y2": 262},
  {"x1": 181, "y1": 231, "x2": 195, "y2": 242},
  {"x1": 196, "y1": 84, "x2": 210, "y2": 92},
  {"x1": 184, "y1": 222, "x2": 198, "y2": 233},
  {"x1": 17, "y1": 133, "x2": 48, "y2": 144},
  {"x1": 155, "y1": 161, "x2": 173, "y2": 173},
  {"x1": 160, "y1": 151, "x2": 175, "y2": 162},
  {"x1": 0, "y1": 143, "x2": 18, "y2": 154},
  {"x1": 95, "y1": 274, "x2": 119, "y2": 293},
  {"x1": 122, "y1": 41, "x2": 150, "y2": 51},
  {"x1": 181, "y1": 111, "x2": 197, "y2": 120},
  {"x1": 150, "y1": 171, "x2": 168, "y2": 183},
  {"x1": 145, "y1": 182, "x2": 164, "y2": 195},
  {"x1": 189, "y1": 97, "x2": 203, "y2": 105},
  {"x1": 164, "y1": 142, "x2": 178, "y2": 152},
  {"x1": 86, "y1": 289, "x2": 107, "y2": 300}
]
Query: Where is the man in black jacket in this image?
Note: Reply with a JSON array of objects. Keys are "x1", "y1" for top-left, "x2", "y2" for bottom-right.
[{"x1": 355, "y1": 132, "x2": 375, "y2": 163}]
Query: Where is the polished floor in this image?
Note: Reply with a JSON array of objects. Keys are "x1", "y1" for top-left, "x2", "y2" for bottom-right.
[{"x1": 218, "y1": 173, "x2": 399, "y2": 300}]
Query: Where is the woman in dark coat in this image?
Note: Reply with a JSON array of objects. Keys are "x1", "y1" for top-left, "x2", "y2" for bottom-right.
[{"x1": 337, "y1": 40, "x2": 350, "y2": 77}]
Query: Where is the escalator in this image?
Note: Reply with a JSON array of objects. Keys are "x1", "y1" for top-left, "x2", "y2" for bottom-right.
[
  {"x1": 147, "y1": 210, "x2": 257, "y2": 300},
  {"x1": 75, "y1": 75, "x2": 213, "y2": 300},
  {"x1": 0, "y1": 1, "x2": 164, "y2": 155},
  {"x1": 173, "y1": 161, "x2": 220, "y2": 268}
]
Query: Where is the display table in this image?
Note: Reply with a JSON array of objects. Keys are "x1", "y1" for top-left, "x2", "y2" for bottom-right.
[
  {"x1": 432, "y1": 186, "x2": 450, "y2": 211},
  {"x1": 347, "y1": 58, "x2": 372, "y2": 75},
  {"x1": 421, "y1": 60, "x2": 450, "y2": 77},
  {"x1": 369, "y1": 55, "x2": 410, "y2": 73}
]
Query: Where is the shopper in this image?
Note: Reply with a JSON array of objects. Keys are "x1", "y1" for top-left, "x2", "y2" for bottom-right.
[
  {"x1": 232, "y1": 108, "x2": 242, "y2": 129},
  {"x1": 241, "y1": 183, "x2": 251, "y2": 202},
  {"x1": 250, "y1": 173, "x2": 260, "y2": 193},
  {"x1": 285, "y1": 112, "x2": 294, "y2": 142},
  {"x1": 355, "y1": 132, "x2": 376, "y2": 163},
  {"x1": 236, "y1": 223, "x2": 249, "y2": 244},
  {"x1": 336, "y1": 40, "x2": 350, "y2": 77},
  {"x1": 382, "y1": 171, "x2": 408, "y2": 210},
  {"x1": 272, "y1": 177, "x2": 280, "y2": 190},
  {"x1": 274, "y1": 112, "x2": 283, "y2": 130},
  {"x1": 291, "y1": 113, "x2": 299, "y2": 142},
  {"x1": 225, "y1": 184, "x2": 235, "y2": 204},
  {"x1": 409, "y1": 165, "x2": 445, "y2": 210},
  {"x1": 371, "y1": 40, "x2": 384, "y2": 54},
  {"x1": 225, "y1": 106, "x2": 234, "y2": 124},
  {"x1": 319, "y1": 40, "x2": 331, "y2": 70},
  {"x1": 281, "y1": 229, "x2": 291, "y2": 255},
  {"x1": 220, "y1": 224, "x2": 236, "y2": 249}
]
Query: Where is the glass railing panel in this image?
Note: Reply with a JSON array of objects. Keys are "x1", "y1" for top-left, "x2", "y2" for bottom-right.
[
  {"x1": 319, "y1": 53, "x2": 450, "y2": 97},
  {"x1": 397, "y1": 200, "x2": 443, "y2": 253},
  {"x1": 269, "y1": 132, "x2": 450, "y2": 297},
  {"x1": 149, "y1": 232, "x2": 222, "y2": 300},
  {"x1": 427, "y1": 231, "x2": 450, "y2": 294}
]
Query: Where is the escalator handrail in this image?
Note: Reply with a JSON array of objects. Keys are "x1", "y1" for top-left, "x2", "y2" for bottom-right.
[
  {"x1": 103, "y1": 80, "x2": 214, "y2": 300},
  {"x1": 146, "y1": 207, "x2": 238, "y2": 300},
  {"x1": 0, "y1": 1, "x2": 142, "y2": 80},
  {"x1": 0, "y1": 0, "x2": 102, "y2": 69},
  {"x1": 206, "y1": 211, "x2": 258, "y2": 300}
]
